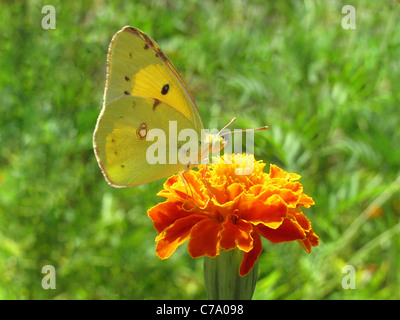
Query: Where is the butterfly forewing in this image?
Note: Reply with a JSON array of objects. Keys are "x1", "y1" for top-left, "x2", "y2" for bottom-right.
[{"x1": 104, "y1": 26, "x2": 203, "y2": 133}]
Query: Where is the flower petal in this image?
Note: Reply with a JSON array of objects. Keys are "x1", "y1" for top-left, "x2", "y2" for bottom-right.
[
  {"x1": 239, "y1": 231, "x2": 262, "y2": 276},
  {"x1": 148, "y1": 201, "x2": 190, "y2": 233},
  {"x1": 227, "y1": 183, "x2": 245, "y2": 201},
  {"x1": 269, "y1": 164, "x2": 301, "y2": 181},
  {"x1": 161, "y1": 172, "x2": 209, "y2": 206},
  {"x1": 208, "y1": 183, "x2": 229, "y2": 204},
  {"x1": 188, "y1": 218, "x2": 223, "y2": 258},
  {"x1": 257, "y1": 184, "x2": 301, "y2": 208},
  {"x1": 290, "y1": 210, "x2": 311, "y2": 231},
  {"x1": 257, "y1": 217, "x2": 306, "y2": 243},
  {"x1": 155, "y1": 214, "x2": 205, "y2": 259},
  {"x1": 220, "y1": 214, "x2": 253, "y2": 252},
  {"x1": 298, "y1": 229, "x2": 319, "y2": 253},
  {"x1": 298, "y1": 193, "x2": 315, "y2": 208},
  {"x1": 240, "y1": 194, "x2": 288, "y2": 229}
]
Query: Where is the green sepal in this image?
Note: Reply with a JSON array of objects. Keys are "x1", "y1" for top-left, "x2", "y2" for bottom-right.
[{"x1": 203, "y1": 249, "x2": 259, "y2": 300}]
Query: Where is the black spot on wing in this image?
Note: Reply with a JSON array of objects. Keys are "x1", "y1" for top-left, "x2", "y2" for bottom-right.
[
  {"x1": 140, "y1": 32, "x2": 153, "y2": 46},
  {"x1": 161, "y1": 84, "x2": 169, "y2": 95},
  {"x1": 153, "y1": 99, "x2": 161, "y2": 111},
  {"x1": 126, "y1": 27, "x2": 167, "y2": 61}
]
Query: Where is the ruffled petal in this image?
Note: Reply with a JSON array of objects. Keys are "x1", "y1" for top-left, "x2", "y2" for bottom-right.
[
  {"x1": 298, "y1": 193, "x2": 315, "y2": 208},
  {"x1": 188, "y1": 218, "x2": 223, "y2": 258},
  {"x1": 298, "y1": 229, "x2": 319, "y2": 253},
  {"x1": 239, "y1": 231, "x2": 262, "y2": 276},
  {"x1": 148, "y1": 201, "x2": 190, "y2": 233},
  {"x1": 155, "y1": 214, "x2": 205, "y2": 259},
  {"x1": 259, "y1": 186, "x2": 301, "y2": 208},
  {"x1": 240, "y1": 194, "x2": 287, "y2": 229},
  {"x1": 157, "y1": 171, "x2": 209, "y2": 208},
  {"x1": 256, "y1": 217, "x2": 306, "y2": 243},
  {"x1": 290, "y1": 210, "x2": 311, "y2": 231},
  {"x1": 220, "y1": 214, "x2": 253, "y2": 252},
  {"x1": 208, "y1": 183, "x2": 229, "y2": 204},
  {"x1": 269, "y1": 164, "x2": 288, "y2": 179},
  {"x1": 269, "y1": 164, "x2": 301, "y2": 181},
  {"x1": 226, "y1": 183, "x2": 245, "y2": 201}
]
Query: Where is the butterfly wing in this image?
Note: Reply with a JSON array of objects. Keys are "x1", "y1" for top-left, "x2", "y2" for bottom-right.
[{"x1": 94, "y1": 26, "x2": 205, "y2": 186}]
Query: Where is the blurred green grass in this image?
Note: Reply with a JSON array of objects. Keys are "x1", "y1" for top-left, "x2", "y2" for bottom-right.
[{"x1": 1, "y1": 0, "x2": 399, "y2": 299}]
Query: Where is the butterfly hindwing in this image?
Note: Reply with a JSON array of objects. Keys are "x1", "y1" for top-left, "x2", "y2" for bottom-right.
[{"x1": 94, "y1": 95, "x2": 199, "y2": 186}]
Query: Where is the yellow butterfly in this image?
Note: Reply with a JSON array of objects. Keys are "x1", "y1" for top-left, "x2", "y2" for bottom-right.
[{"x1": 93, "y1": 26, "x2": 266, "y2": 187}]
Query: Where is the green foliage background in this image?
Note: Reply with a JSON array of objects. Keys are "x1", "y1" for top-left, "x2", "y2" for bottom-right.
[{"x1": 1, "y1": 0, "x2": 399, "y2": 299}]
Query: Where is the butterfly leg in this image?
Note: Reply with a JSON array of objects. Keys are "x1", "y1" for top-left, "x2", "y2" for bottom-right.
[
  {"x1": 178, "y1": 165, "x2": 200, "y2": 211},
  {"x1": 178, "y1": 169, "x2": 192, "y2": 198},
  {"x1": 199, "y1": 158, "x2": 215, "y2": 198}
]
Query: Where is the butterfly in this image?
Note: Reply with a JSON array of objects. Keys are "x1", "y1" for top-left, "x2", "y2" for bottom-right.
[{"x1": 93, "y1": 26, "x2": 267, "y2": 187}]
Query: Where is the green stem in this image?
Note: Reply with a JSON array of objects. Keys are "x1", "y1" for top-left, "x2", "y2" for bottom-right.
[{"x1": 203, "y1": 249, "x2": 259, "y2": 300}]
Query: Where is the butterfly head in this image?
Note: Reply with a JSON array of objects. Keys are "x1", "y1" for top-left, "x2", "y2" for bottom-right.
[{"x1": 200, "y1": 133, "x2": 228, "y2": 156}]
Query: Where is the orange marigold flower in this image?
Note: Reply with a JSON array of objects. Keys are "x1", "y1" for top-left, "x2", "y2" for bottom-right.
[{"x1": 148, "y1": 154, "x2": 319, "y2": 276}]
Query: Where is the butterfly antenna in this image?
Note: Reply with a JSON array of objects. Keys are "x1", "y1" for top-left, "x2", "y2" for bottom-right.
[
  {"x1": 219, "y1": 125, "x2": 269, "y2": 138},
  {"x1": 218, "y1": 117, "x2": 237, "y2": 136}
]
